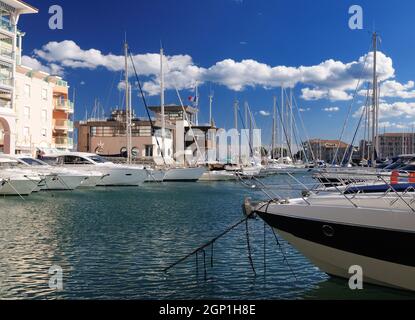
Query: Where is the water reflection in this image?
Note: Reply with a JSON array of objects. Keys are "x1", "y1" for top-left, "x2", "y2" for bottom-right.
[{"x1": 0, "y1": 176, "x2": 413, "y2": 299}]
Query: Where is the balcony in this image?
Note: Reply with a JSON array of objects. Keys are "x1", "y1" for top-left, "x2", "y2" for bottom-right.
[
  {"x1": 57, "y1": 80, "x2": 68, "y2": 87},
  {"x1": 0, "y1": 46, "x2": 13, "y2": 62},
  {"x1": 0, "y1": 17, "x2": 13, "y2": 34},
  {"x1": 54, "y1": 137, "x2": 73, "y2": 148},
  {"x1": 0, "y1": 77, "x2": 12, "y2": 90},
  {"x1": 54, "y1": 99, "x2": 74, "y2": 113},
  {"x1": 53, "y1": 80, "x2": 68, "y2": 94},
  {"x1": 53, "y1": 120, "x2": 74, "y2": 132}
]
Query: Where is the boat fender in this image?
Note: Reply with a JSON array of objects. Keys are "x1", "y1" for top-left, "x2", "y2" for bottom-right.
[{"x1": 391, "y1": 171, "x2": 399, "y2": 185}]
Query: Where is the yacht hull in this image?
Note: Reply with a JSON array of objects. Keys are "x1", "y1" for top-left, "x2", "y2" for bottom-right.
[
  {"x1": 97, "y1": 168, "x2": 148, "y2": 186},
  {"x1": 79, "y1": 175, "x2": 102, "y2": 188},
  {"x1": 0, "y1": 179, "x2": 39, "y2": 196},
  {"x1": 145, "y1": 170, "x2": 166, "y2": 182},
  {"x1": 163, "y1": 167, "x2": 206, "y2": 182},
  {"x1": 257, "y1": 205, "x2": 415, "y2": 291},
  {"x1": 43, "y1": 175, "x2": 86, "y2": 190},
  {"x1": 199, "y1": 171, "x2": 237, "y2": 181}
]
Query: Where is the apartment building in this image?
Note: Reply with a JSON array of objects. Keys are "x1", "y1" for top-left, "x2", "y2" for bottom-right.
[
  {"x1": 76, "y1": 105, "x2": 216, "y2": 163},
  {"x1": 0, "y1": 0, "x2": 37, "y2": 154},
  {"x1": 76, "y1": 109, "x2": 174, "y2": 160},
  {"x1": 304, "y1": 139, "x2": 350, "y2": 164},
  {"x1": 14, "y1": 65, "x2": 74, "y2": 154},
  {"x1": 375, "y1": 133, "x2": 415, "y2": 158},
  {"x1": 0, "y1": 0, "x2": 73, "y2": 155}
]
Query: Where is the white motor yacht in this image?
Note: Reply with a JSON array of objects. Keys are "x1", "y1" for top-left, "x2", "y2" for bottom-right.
[
  {"x1": 0, "y1": 158, "x2": 42, "y2": 196},
  {"x1": 14, "y1": 156, "x2": 93, "y2": 190},
  {"x1": 42, "y1": 152, "x2": 148, "y2": 186},
  {"x1": 162, "y1": 166, "x2": 206, "y2": 182}
]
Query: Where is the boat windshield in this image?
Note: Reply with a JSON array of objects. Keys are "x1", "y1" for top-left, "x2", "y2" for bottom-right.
[
  {"x1": 20, "y1": 158, "x2": 47, "y2": 166},
  {"x1": 384, "y1": 160, "x2": 406, "y2": 170},
  {"x1": 399, "y1": 164, "x2": 415, "y2": 172},
  {"x1": 87, "y1": 156, "x2": 110, "y2": 164}
]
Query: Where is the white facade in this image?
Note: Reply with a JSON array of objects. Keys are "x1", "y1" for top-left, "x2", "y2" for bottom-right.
[
  {"x1": 14, "y1": 65, "x2": 55, "y2": 154},
  {"x1": 0, "y1": 0, "x2": 37, "y2": 154},
  {"x1": 0, "y1": 1, "x2": 73, "y2": 156}
]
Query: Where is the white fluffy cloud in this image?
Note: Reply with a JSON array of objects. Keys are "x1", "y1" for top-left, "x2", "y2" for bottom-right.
[
  {"x1": 259, "y1": 110, "x2": 270, "y2": 116},
  {"x1": 24, "y1": 40, "x2": 398, "y2": 98},
  {"x1": 323, "y1": 107, "x2": 340, "y2": 112},
  {"x1": 379, "y1": 80, "x2": 415, "y2": 99},
  {"x1": 358, "y1": 80, "x2": 415, "y2": 99},
  {"x1": 354, "y1": 101, "x2": 415, "y2": 119},
  {"x1": 301, "y1": 88, "x2": 353, "y2": 101},
  {"x1": 379, "y1": 121, "x2": 408, "y2": 129},
  {"x1": 21, "y1": 55, "x2": 64, "y2": 75}
]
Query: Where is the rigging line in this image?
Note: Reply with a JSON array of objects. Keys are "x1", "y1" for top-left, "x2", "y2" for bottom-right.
[
  {"x1": 284, "y1": 94, "x2": 306, "y2": 163},
  {"x1": 118, "y1": 69, "x2": 126, "y2": 111},
  {"x1": 104, "y1": 69, "x2": 120, "y2": 112},
  {"x1": 292, "y1": 94, "x2": 316, "y2": 162},
  {"x1": 174, "y1": 86, "x2": 205, "y2": 164},
  {"x1": 245, "y1": 218, "x2": 257, "y2": 276},
  {"x1": 270, "y1": 226, "x2": 298, "y2": 281},
  {"x1": 263, "y1": 220, "x2": 266, "y2": 277},
  {"x1": 258, "y1": 200, "x2": 298, "y2": 281},
  {"x1": 287, "y1": 93, "x2": 310, "y2": 163},
  {"x1": 282, "y1": 89, "x2": 297, "y2": 157},
  {"x1": 345, "y1": 98, "x2": 367, "y2": 165},
  {"x1": 164, "y1": 214, "x2": 254, "y2": 273},
  {"x1": 332, "y1": 41, "x2": 373, "y2": 165},
  {"x1": 163, "y1": 59, "x2": 204, "y2": 164},
  {"x1": 128, "y1": 50, "x2": 167, "y2": 166},
  {"x1": 275, "y1": 92, "x2": 294, "y2": 160},
  {"x1": 238, "y1": 105, "x2": 254, "y2": 158},
  {"x1": 341, "y1": 84, "x2": 371, "y2": 165}
]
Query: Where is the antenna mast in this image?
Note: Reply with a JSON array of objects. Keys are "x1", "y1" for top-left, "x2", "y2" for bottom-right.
[
  {"x1": 160, "y1": 47, "x2": 166, "y2": 161},
  {"x1": 124, "y1": 40, "x2": 132, "y2": 163},
  {"x1": 371, "y1": 32, "x2": 378, "y2": 165}
]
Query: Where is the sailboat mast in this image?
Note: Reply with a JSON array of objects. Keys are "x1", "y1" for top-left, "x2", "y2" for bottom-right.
[
  {"x1": 234, "y1": 99, "x2": 238, "y2": 130},
  {"x1": 160, "y1": 47, "x2": 165, "y2": 160},
  {"x1": 290, "y1": 88, "x2": 294, "y2": 157},
  {"x1": 209, "y1": 93, "x2": 213, "y2": 126},
  {"x1": 124, "y1": 41, "x2": 131, "y2": 164},
  {"x1": 371, "y1": 32, "x2": 377, "y2": 165},
  {"x1": 272, "y1": 96, "x2": 276, "y2": 159},
  {"x1": 281, "y1": 87, "x2": 284, "y2": 158}
]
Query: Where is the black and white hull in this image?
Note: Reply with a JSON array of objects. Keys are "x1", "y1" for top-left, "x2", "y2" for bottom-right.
[{"x1": 255, "y1": 198, "x2": 415, "y2": 291}]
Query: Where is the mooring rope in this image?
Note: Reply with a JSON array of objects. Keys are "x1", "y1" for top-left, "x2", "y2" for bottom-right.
[
  {"x1": 164, "y1": 214, "x2": 254, "y2": 273},
  {"x1": 245, "y1": 218, "x2": 257, "y2": 276}
]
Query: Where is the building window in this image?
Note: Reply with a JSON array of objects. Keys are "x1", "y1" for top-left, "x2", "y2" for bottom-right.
[
  {"x1": 132, "y1": 147, "x2": 139, "y2": 158},
  {"x1": 120, "y1": 147, "x2": 127, "y2": 157},
  {"x1": 24, "y1": 84, "x2": 31, "y2": 98},
  {"x1": 145, "y1": 145, "x2": 153, "y2": 157},
  {"x1": 23, "y1": 106, "x2": 30, "y2": 120},
  {"x1": 42, "y1": 88, "x2": 48, "y2": 100},
  {"x1": 41, "y1": 109, "x2": 47, "y2": 122},
  {"x1": 23, "y1": 127, "x2": 30, "y2": 137}
]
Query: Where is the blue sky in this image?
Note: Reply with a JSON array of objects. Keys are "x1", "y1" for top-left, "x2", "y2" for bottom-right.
[{"x1": 19, "y1": 0, "x2": 415, "y2": 145}]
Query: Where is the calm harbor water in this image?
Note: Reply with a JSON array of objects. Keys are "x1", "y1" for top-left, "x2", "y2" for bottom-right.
[{"x1": 0, "y1": 174, "x2": 414, "y2": 300}]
